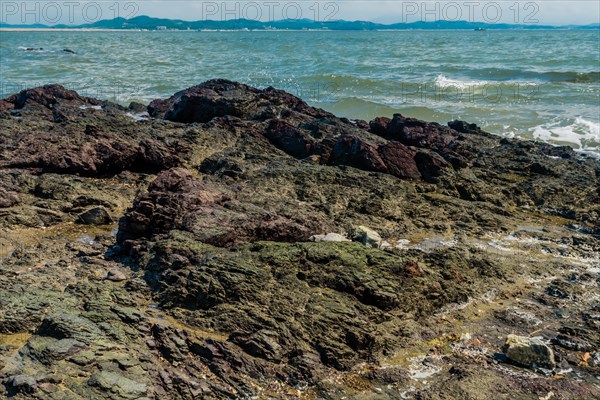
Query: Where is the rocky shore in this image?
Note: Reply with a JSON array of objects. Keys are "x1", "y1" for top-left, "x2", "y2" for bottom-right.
[{"x1": 0, "y1": 80, "x2": 598, "y2": 399}]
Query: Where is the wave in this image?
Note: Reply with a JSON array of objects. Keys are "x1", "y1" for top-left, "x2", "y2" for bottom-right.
[
  {"x1": 539, "y1": 70, "x2": 599, "y2": 83},
  {"x1": 530, "y1": 117, "x2": 600, "y2": 153},
  {"x1": 246, "y1": 72, "x2": 596, "y2": 100},
  {"x1": 246, "y1": 74, "x2": 391, "y2": 96},
  {"x1": 317, "y1": 96, "x2": 459, "y2": 123},
  {"x1": 325, "y1": 96, "x2": 600, "y2": 157},
  {"x1": 435, "y1": 75, "x2": 490, "y2": 90},
  {"x1": 316, "y1": 97, "x2": 400, "y2": 120},
  {"x1": 460, "y1": 68, "x2": 600, "y2": 84},
  {"x1": 434, "y1": 75, "x2": 538, "y2": 90}
]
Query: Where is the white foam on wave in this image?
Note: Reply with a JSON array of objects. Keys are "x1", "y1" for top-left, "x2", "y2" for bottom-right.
[
  {"x1": 434, "y1": 75, "x2": 488, "y2": 89},
  {"x1": 18, "y1": 46, "x2": 46, "y2": 52},
  {"x1": 530, "y1": 117, "x2": 600, "y2": 153},
  {"x1": 434, "y1": 75, "x2": 538, "y2": 90}
]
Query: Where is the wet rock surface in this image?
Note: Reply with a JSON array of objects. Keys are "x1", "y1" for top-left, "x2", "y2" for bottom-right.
[{"x1": 1, "y1": 81, "x2": 599, "y2": 399}]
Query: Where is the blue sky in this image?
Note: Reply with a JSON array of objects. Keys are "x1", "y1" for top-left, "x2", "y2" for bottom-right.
[{"x1": 1, "y1": 1, "x2": 599, "y2": 25}]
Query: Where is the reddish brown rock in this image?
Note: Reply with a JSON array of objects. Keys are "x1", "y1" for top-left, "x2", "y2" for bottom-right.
[
  {"x1": 264, "y1": 119, "x2": 315, "y2": 158},
  {"x1": 118, "y1": 168, "x2": 313, "y2": 246},
  {"x1": 386, "y1": 114, "x2": 457, "y2": 149},
  {"x1": 151, "y1": 79, "x2": 332, "y2": 123},
  {"x1": 328, "y1": 135, "x2": 387, "y2": 173},
  {"x1": 415, "y1": 150, "x2": 451, "y2": 183},
  {"x1": 448, "y1": 120, "x2": 485, "y2": 135},
  {"x1": 368, "y1": 116, "x2": 391, "y2": 136},
  {"x1": 6, "y1": 84, "x2": 100, "y2": 110},
  {"x1": 377, "y1": 141, "x2": 421, "y2": 179},
  {"x1": 147, "y1": 98, "x2": 171, "y2": 119},
  {"x1": 118, "y1": 168, "x2": 225, "y2": 240},
  {"x1": 0, "y1": 100, "x2": 14, "y2": 113},
  {"x1": 255, "y1": 217, "x2": 311, "y2": 243},
  {"x1": 4, "y1": 127, "x2": 181, "y2": 176}
]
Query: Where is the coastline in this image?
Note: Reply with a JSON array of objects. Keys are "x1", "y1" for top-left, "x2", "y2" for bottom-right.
[
  {"x1": 1, "y1": 28, "x2": 592, "y2": 32},
  {"x1": 0, "y1": 28, "x2": 142, "y2": 32}
]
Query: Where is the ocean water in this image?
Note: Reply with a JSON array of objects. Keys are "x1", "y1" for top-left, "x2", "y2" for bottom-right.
[{"x1": 1, "y1": 30, "x2": 599, "y2": 154}]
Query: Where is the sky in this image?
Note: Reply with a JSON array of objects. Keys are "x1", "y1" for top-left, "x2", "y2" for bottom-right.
[{"x1": 1, "y1": 1, "x2": 599, "y2": 25}]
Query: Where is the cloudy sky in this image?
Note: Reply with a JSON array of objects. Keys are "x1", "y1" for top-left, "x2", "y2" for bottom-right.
[{"x1": 1, "y1": 1, "x2": 599, "y2": 25}]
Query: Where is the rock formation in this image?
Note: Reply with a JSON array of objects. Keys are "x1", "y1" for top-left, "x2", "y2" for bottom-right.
[{"x1": 0, "y1": 80, "x2": 598, "y2": 399}]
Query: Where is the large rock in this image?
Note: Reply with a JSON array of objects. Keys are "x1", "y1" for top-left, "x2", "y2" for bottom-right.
[
  {"x1": 150, "y1": 79, "x2": 331, "y2": 123},
  {"x1": 118, "y1": 168, "x2": 313, "y2": 246},
  {"x1": 352, "y1": 226, "x2": 383, "y2": 248},
  {"x1": 369, "y1": 114, "x2": 478, "y2": 170},
  {"x1": 6, "y1": 134, "x2": 182, "y2": 176},
  {"x1": 5, "y1": 84, "x2": 101, "y2": 111},
  {"x1": 147, "y1": 81, "x2": 433, "y2": 182},
  {"x1": 503, "y1": 334, "x2": 556, "y2": 369},
  {"x1": 0, "y1": 85, "x2": 183, "y2": 177}
]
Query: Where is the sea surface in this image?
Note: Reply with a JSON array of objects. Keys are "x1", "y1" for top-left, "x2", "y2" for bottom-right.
[{"x1": 1, "y1": 30, "x2": 599, "y2": 155}]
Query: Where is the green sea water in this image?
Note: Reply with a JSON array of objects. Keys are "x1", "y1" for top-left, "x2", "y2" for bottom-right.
[{"x1": 1, "y1": 30, "x2": 598, "y2": 154}]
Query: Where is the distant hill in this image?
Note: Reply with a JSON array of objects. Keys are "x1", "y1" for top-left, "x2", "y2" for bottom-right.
[{"x1": 1, "y1": 16, "x2": 599, "y2": 30}]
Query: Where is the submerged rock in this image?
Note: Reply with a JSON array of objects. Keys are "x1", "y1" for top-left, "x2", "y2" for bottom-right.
[{"x1": 503, "y1": 334, "x2": 556, "y2": 369}]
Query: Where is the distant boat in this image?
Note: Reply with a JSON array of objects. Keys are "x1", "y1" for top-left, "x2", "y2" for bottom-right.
[{"x1": 474, "y1": 27, "x2": 487, "y2": 31}]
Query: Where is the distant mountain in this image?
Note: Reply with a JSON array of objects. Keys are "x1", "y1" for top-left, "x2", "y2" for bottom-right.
[{"x1": 2, "y1": 16, "x2": 599, "y2": 30}]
